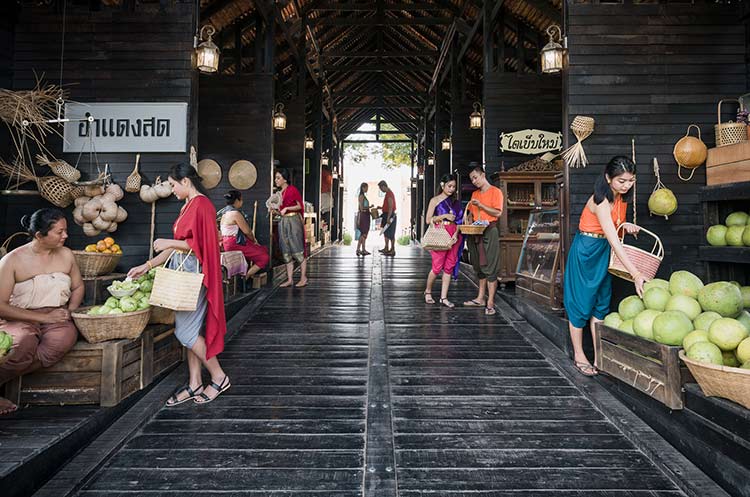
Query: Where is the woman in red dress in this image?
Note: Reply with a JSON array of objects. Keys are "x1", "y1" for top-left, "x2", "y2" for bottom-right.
[
  {"x1": 274, "y1": 169, "x2": 308, "y2": 288},
  {"x1": 219, "y1": 190, "x2": 269, "y2": 279},
  {"x1": 128, "y1": 163, "x2": 229, "y2": 406}
]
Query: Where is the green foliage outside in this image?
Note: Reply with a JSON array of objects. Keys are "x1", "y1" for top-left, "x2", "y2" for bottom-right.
[
  {"x1": 397, "y1": 235, "x2": 411, "y2": 246},
  {"x1": 343, "y1": 122, "x2": 412, "y2": 170},
  {"x1": 343, "y1": 232, "x2": 353, "y2": 245}
]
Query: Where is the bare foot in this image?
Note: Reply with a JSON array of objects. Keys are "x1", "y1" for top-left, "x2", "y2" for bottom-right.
[
  {"x1": 280, "y1": 281, "x2": 293, "y2": 288},
  {"x1": 0, "y1": 396, "x2": 18, "y2": 416},
  {"x1": 295, "y1": 279, "x2": 308, "y2": 288}
]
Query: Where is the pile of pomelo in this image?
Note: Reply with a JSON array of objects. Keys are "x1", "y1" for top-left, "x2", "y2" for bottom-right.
[
  {"x1": 604, "y1": 270, "x2": 750, "y2": 368},
  {"x1": 706, "y1": 211, "x2": 750, "y2": 247}
]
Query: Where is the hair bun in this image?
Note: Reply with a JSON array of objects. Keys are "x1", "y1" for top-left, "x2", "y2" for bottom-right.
[
  {"x1": 223, "y1": 192, "x2": 233, "y2": 200},
  {"x1": 20, "y1": 214, "x2": 30, "y2": 229}
]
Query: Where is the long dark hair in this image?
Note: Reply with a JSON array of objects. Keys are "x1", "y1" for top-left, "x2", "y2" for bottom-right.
[
  {"x1": 358, "y1": 182, "x2": 368, "y2": 196},
  {"x1": 224, "y1": 190, "x2": 242, "y2": 205},
  {"x1": 21, "y1": 208, "x2": 65, "y2": 238},
  {"x1": 436, "y1": 173, "x2": 458, "y2": 199},
  {"x1": 276, "y1": 168, "x2": 292, "y2": 184},
  {"x1": 169, "y1": 162, "x2": 209, "y2": 197},
  {"x1": 593, "y1": 156, "x2": 636, "y2": 205}
]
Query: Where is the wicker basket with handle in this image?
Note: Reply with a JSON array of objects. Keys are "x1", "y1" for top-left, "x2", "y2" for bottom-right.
[
  {"x1": 0, "y1": 231, "x2": 29, "y2": 259},
  {"x1": 36, "y1": 154, "x2": 81, "y2": 183},
  {"x1": 680, "y1": 351, "x2": 750, "y2": 409},
  {"x1": 608, "y1": 222, "x2": 664, "y2": 282},
  {"x1": 714, "y1": 99, "x2": 747, "y2": 147},
  {"x1": 457, "y1": 202, "x2": 487, "y2": 235},
  {"x1": 72, "y1": 306, "x2": 151, "y2": 344},
  {"x1": 73, "y1": 250, "x2": 122, "y2": 277},
  {"x1": 125, "y1": 154, "x2": 142, "y2": 193},
  {"x1": 37, "y1": 176, "x2": 73, "y2": 208},
  {"x1": 149, "y1": 250, "x2": 205, "y2": 311}
]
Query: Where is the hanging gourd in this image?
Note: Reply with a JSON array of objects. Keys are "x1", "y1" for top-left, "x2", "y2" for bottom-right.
[
  {"x1": 673, "y1": 125, "x2": 707, "y2": 181},
  {"x1": 647, "y1": 158, "x2": 678, "y2": 220}
]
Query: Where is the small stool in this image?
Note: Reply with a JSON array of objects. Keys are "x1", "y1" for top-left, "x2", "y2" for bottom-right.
[{"x1": 251, "y1": 272, "x2": 268, "y2": 289}]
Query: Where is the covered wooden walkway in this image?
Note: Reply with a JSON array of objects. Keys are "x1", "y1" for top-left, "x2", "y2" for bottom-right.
[{"x1": 35, "y1": 246, "x2": 723, "y2": 496}]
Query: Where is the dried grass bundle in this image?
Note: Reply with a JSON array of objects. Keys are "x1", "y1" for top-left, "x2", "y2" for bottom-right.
[{"x1": 561, "y1": 116, "x2": 595, "y2": 169}]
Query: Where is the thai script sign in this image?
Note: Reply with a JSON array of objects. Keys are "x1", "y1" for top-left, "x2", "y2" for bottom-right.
[
  {"x1": 499, "y1": 129, "x2": 562, "y2": 155},
  {"x1": 63, "y1": 102, "x2": 188, "y2": 153}
]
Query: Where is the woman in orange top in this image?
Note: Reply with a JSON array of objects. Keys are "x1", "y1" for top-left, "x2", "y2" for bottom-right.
[{"x1": 563, "y1": 156, "x2": 645, "y2": 377}]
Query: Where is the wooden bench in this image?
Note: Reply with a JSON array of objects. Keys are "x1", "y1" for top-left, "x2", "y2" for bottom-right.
[{"x1": 3, "y1": 325, "x2": 183, "y2": 407}]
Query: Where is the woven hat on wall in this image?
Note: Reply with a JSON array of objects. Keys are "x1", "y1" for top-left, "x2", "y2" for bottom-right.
[
  {"x1": 228, "y1": 160, "x2": 257, "y2": 190},
  {"x1": 197, "y1": 159, "x2": 221, "y2": 189}
]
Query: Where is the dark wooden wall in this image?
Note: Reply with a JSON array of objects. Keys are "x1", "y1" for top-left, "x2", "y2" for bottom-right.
[
  {"x1": 198, "y1": 75, "x2": 274, "y2": 247},
  {"x1": 0, "y1": 1, "x2": 196, "y2": 271},
  {"x1": 566, "y1": 2, "x2": 747, "y2": 290},
  {"x1": 483, "y1": 73, "x2": 562, "y2": 175},
  {"x1": 273, "y1": 97, "x2": 305, "y2": 196},
  {"x1": 451, "y1": 101, "x2": 484, "y2": 173}
]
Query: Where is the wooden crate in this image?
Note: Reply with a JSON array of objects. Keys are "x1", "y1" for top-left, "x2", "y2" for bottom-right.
[
  {"x1": 140, "y1": 325, "x2": 183, "y2": 387},
  {"x1": 82, "y1": 272, "x2": 126, "y2": 306},
  {"x1": 5, "y1": 337, "x2": 143, "y2": 407},
  {"x1": 593, "y1": 323, "x2": 694, "y2": 410},
  {"x1": 706, "y1": 142, "x2": 750, "y2": 186}
]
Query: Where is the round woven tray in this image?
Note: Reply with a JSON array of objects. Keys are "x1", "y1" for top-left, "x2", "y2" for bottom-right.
[
  {"x1": 73, "y1": 251, "x2": 122, "y2": 277},
  {"x1": 458, "y1": 224, "x2": 486, "y2": 235},
  {"x1": 680, "y1": 350, "x2": 750, "y2": 410},
  {"x1": 72, "y1": 306, "x2": 151, "y2": 344}
]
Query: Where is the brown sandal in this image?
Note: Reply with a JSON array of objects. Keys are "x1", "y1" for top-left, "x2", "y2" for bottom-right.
[{"x1": 574, "y1": 362, "x2": 598, "y2": 377}]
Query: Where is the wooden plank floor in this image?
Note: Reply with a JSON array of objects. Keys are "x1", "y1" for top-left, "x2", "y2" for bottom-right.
[{"x1": 70, "y1": 246, "x2": 688, "y2": 496}]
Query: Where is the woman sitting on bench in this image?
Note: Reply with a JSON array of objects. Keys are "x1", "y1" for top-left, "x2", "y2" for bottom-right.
[{"x1": 0, "y1": 209, "x2": 84, "y2": 415}]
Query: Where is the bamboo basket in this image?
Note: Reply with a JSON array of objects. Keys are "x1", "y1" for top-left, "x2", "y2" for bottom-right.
[
  {"x1": 36, "y1": 154, "x2": 81, "y2": 183},
  {"x1": 37, "y1": 176, "x2": 73, "y2": 208},
  {"x1": 72, "y1": 306, "x2": 151, "y2": 344},
  {"x1": 149, "y1": 251, "x2": 205, "y2": 311},
  {"x1": 369, "y1": 206, "x2": 380, "y2": 220},
  {"x1": 0, "y1": 231, "x2": 29, "y2": 259},
  {"x1": 457, "y1": 203, "x2": 487, "y2": 235},
  {"x1": 608, "y1": 223, "x2": 663, "y2": 282},
  {"x1": 125, "y1": 154, "x2": 142, "y2": 193},
  {"x1": 149, "y1": 305, "x2": 175, "y2": 325},
  {"x1": 73, "y1": 250, "x2": 122, "y2": 277},
  {"x1": 680, "y1": 351, "x2": 750, "y2": 409},
  {"x1": 714, "y1": 99, "x2": 747, "y2": 147}
]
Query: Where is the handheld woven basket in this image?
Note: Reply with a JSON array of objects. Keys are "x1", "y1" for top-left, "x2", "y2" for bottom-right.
[
  {"x1": 608, "y1": 223, "x2": 664, "y2": 281},
  {"x1": 72, "y1": 306, "x2": 151, "y2": 344},
  {"x1": 149, "y1": 305, "x2": 175, "y2": 325},
  {"x1": 457, "y1": 203, "x2": 487, "y2": 235},
  {"x1": 73, "y1": 250, "x2": 122, "y2": 277},
  {"x1": 370, "y1": 207, "x2": 380, "y2": 220},
  {"x1": 149, "y1": 251, "x2": 205, "y2": 311},
  {"x1": 714, "y1": 99, "x2": 747, "y2": 147},
  {"x1": 680, "y1": 351, "x2": 750, "y2": 409},
  {"x1": 125, "y1": 154, "x2": 141, "y2": 193}
]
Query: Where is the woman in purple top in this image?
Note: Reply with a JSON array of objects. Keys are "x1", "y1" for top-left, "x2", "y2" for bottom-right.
[{"x1": 423, "y1": 174, "x2": 464, "y2": 308}]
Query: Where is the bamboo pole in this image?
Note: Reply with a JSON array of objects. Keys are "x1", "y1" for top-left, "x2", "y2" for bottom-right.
[
  {"x1": 149, "y1": 202, "x2": 156, "y2": 259},
  {"x1": 252, "y1": 200, "x2": 258, "y2": 236}
]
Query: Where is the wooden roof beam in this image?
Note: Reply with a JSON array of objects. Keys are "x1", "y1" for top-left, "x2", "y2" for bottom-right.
[
  {"x1": 321, "y1": 50, "x2": 438, "y2": 59},
  {"x1": 428, "y1": 0, "x2": 470, "y2": 93},
  {"x1": 521, "y1": 0, "x2": 562, "y2": 23},
  {"x1": 324, "y1": 64, "x2": 433, "y2": 72},
  {"x1": 313, "y1": 17, "x2": 453, "y2": 26}
]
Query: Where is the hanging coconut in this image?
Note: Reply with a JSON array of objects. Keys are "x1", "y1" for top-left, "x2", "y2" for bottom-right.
[
  {"x1": 673, "y1": 125, "x2": 707, "y2": 182},
  {"x1": 648, "y1": 158, "x2": 678, "y2": 219}
]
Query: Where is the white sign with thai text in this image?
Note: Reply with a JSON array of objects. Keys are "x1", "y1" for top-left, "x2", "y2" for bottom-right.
[
  {"x1": 63, "y1": 102, "x2": 188, "y2": 153},
  {"x1": 499, "y1": 129, "x2": 562, "y2": 155}
]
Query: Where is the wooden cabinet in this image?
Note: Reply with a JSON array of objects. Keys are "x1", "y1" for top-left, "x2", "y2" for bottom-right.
[{"x1": 491, "y1": 167, "x2": 560, "y2": 284}]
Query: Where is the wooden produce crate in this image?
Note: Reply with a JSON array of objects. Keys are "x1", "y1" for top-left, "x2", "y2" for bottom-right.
[
  {"x1": 593, "y1": 323, "x2": 694, "y2": 410},
  {"x1": 5, "y1": 337, "x2": 143, "y2": 407},
  {"x1": 706, "y1": 142, "x2": 750, "y2": 186},
  {"x1": 82, "y1": 272, "x2": 126, "y2": 306},
  {"x1": 140, "y1": 325, "x2": 183, "y2": 387}
]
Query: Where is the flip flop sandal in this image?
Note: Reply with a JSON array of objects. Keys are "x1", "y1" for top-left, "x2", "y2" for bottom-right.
[
  {"x1": 574, "y1": 361, "x2": 598, "y2": 377},
  {"x1": 166, "y1": 384, "x2": 203, "y2": 407},
  {"x1": 463, "y1": 299, "x2": 485, "y2": 307},
  {"x1": 424, "y1": 292, "x2": 435, "y2": 304},
  {"x1": 484, "y1": 306, "x2": 496, "y2": 316},
  {"x1": 194, "y1": 376, "x2": 231, "y2": 404},
  {"x1": 439, "y1": 298, "x2": 455, "y2": 308}
]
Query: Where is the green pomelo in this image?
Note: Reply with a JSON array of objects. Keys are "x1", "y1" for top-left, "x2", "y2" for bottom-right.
[
  {"x1": 742, "y1": 362, "x2": 750, "y2": 370},
  {"x1": 665, "y1": 295, "x2": 702, "y2": 321},
  {"x1": 643, "y1": 278, "x2": 670, "y2": 293},
  {"x1": 737, "y1": 310, "x2": 750, "y2": 333},
  {"x1": 633, "y1": 310, "x2": 661, "y2": 340},
  {"x1": 683, "y1": 330, "x2": 710, "y2": 352},
  {"x1": 742, "y1": 287, "x2": 750, "y2": 308},
  {"x1": 708, "y1": 318, "x2": 750, "y2": 351},
  {"x1": 726, "y1": 225, "x2": 746, "y2": 246},
  {"x1": 643, "y1": 287, "x2": 670, "y2": 311},
  {"x1": 669, "y1": 271, "x2": 704, "y2": 299},
  {"x1": 730, "y1": 281, "x2": 742, "y2": 288},
  {"x1": 706, "y1": 225, "x2": 728, "y2": 246},
  {"x1": 618, "y1": 319, "x2": 635, "y2": 335},
  {"x1": 686, "y1": 342, "x2": 723, "y2": 366},
  {"x1": 653, "y1": 311, "x2": 694, "y2": 346},
  {"x1": 725, "y1": 211, "x2": 749, "y2": 226},
  {"x1": 722, "y1": 351, "x2": 741, "y2": 367},
  {"x1": 743, "y1": 226, "x2": 750, "y2": 246},
  {"x1": 648, "y1": 188, "x2": 678, "y2": 217},
  {"x1": 737, "y1": 337, "x2": 750, "y2": 364},
  {"x1": 698, "y1": 281, "x2": 743, "y2": 317},
  {"x1": 603, "y1": 312, "x2": 623, "y2": 329},
  {"x1": 619, "y1": 295, "x2": 645, "y2": 320},
  {"x1": 694, "y1": 311, "x2": 722, "y2": 332}
]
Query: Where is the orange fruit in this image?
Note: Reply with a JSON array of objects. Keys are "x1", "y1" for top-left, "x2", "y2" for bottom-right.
[
  {"x1": 85, "y1": 244, "x2": 97, "y2": 252},
  {"x1": 101, "y1": 249, "x2": 112, "y2": 254},
  {"x1": 111, "y1": 244, "x2": 121, "y2": 253},
  {"x1": 103, "y1": 237, "x2": 115, "y2": 248},
  {"x1": 96, "y1": 240, "x2": 107, "y2": 252}
]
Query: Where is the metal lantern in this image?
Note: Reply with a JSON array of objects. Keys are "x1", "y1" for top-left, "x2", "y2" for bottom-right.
[
  {"x1": 418, "y1": 171, "x2": 425, "y2": 180},
  {"x1": 470, "y1": 102, "x2": 483, "y2": 129},
  {"x1": 411, "y1": 177, "x2": 418, "y2": 188},
  {"x1": 321, "y1": 154, "x2": 329, "y2": 166},
  {"x1": 441, "y1": 136, "x2": 451, "y2": 151},
  {"x1": 427, "y1": 156, "x2": 434, "y2": 166},
  {"x1": 305, "y1": 135, "x2": 314, "y2": 149},
  {"x1": 332, "y1": 166, "x2": 338, "y2": 179},
  {"x1": 541, "y1": 24, "x2": 567, "y2": 74},
  {"x1": 273, "y1": 103, "x2": 287, "y2": 130},
  {"x1": 196, "y1": 25, "x2": 220, "y2": 74}
]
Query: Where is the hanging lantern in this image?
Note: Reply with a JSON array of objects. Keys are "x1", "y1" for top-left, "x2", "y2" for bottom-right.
[
  {"x1": 441, "y1": 137, "x2": 451, "y2": 151},
  {"x1": 470, "y1": 102, "x2": 483, "y2": 129},
  {"x1": 321, "y1": 154, "x2": 329, "y2": 166},
  {"x1": 273, "y1": 103, "x2": 287, "y2": 130},
  {"x1": 541, "y1": 24, "x2": 567, "y2": 74},
  {"x1": 332, "y1": 166, "x2": 338, "y2": 179},
  {"x1": 305, "y1": 135, "x2": 314, "y2": 149},
  {"x1": 411, "y1": 177, "x2": 418, "y2": 188},
  {"x1": 196, "y1": 25, "x2": 220, "y2": 74},
  {"x1": 427, "y1": 156, "x2": 435, "y2": 166}
]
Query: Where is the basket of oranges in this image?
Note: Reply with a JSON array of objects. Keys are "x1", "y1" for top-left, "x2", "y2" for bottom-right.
[{"x1": 73, "y1": 237, "x2": 123, "y2": 277}]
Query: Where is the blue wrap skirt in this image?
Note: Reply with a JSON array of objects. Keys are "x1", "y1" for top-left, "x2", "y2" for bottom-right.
[{"x1": 563, "y1": 233, "x2": 612, "y2": 328}]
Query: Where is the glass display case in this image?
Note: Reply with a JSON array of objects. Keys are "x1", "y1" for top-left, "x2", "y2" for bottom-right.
[{"x1": 515, "y1": 209, "x2": 563, "y2": 310}]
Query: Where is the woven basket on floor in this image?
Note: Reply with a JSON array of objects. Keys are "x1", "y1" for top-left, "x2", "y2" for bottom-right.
[
  {"x1": 608, "y1": 223, "x2": 663, "y2": 282},
  {"x1": 680, "y1": 351, "x2": 750, "y2": 409},
  {"x1": 73, "y1": 250, "x2": 122, "y2": 277},
  {"x1": 72, "y1": 306, "x2": 151, "y2": 344}
]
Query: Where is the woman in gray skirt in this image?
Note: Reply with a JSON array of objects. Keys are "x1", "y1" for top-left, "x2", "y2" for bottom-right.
[{"x1": 274, "y1": 168, "x2": 308, "y2": 287}]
